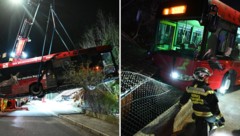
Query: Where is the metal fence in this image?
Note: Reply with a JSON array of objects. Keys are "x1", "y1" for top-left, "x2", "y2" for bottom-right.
[{"x1": 121, "y1": 71, "x2": 183, "y2": 136}]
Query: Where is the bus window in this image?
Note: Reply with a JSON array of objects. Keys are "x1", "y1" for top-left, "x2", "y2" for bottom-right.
[
  {"x1": 155, "y1": 21, "x2": 175, "y2": 51},
  {"x1": 219, "y1": 30, "x2": 236, "y2": 57},
  {"x1": 89, "y1": 54, "x2": 103, "y2": 68},
  {"x1": 176, "y1": 20, "x2": 203, "y2": 51},
  {"x1": 101, "y1": 52, "x2": 116, "y2": 75},
  {"x1": 176, "y1": 25, "x2": 191, "y2": 49},
  {"x1": 153, "y1": 20, "x2": 204, "y2": 54},
  {"x1": 205, "y1": 28, "x2": 237, "y2": 58},
  {"x1": 236, "y1": 28, "x2": 240, "y2": 47},
  {"x1": 217, "y1": 30, "x2": 228, "y2": 55},
  {"x1": 235, "y1": 28, "x2": 240, "y2": 59},
  {"x1": 176, "y1": 22, "x2": 191, "y2": 42},
  {"x1": 192, "y1": 30, "x2": 203, "y2": 46}
]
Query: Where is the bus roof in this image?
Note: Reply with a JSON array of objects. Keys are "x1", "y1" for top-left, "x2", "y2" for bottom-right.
[
  {"x1": 211, "y1": 0, "x2": 240, "y2": 26},
  {"x1": 0, "y1": 45, "x2": 112, "y2": 69}
]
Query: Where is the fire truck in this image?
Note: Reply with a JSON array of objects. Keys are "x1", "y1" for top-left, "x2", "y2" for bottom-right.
[
  {"x1": 151, "y1": 0, "x2": 240, "y2": 94},
  {"x1": 0, "y1": 0, "x2": 117, "y2": 100}
]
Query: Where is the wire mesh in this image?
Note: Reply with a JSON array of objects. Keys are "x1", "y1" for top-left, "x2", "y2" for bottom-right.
[{"x1": 121, "y1": 71, "x2": 183, "y2": 136}]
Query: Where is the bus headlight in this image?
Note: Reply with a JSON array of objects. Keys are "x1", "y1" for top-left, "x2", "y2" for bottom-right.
[
  {"x1": 219, "y1": 87, "x2": 227, "y2": 94},
  {"x1": 170, "y1": 71, "x2": 194, "y2": 81},
  {"x1": 171, "y1": 71, "x2": 179, "y2": 79}
]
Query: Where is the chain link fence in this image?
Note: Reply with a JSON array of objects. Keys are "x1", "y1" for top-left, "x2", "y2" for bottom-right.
[{"x1": 121, "y1": 71, "x2": 183, "y2": 136}]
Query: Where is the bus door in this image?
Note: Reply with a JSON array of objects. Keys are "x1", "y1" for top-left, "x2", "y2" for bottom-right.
[
  {"x1": 50, "y1": 57, "x2": 72, "y2": 87},
  {"x1": 44, "y1": 60, "x2": 58, "y2": 88}
]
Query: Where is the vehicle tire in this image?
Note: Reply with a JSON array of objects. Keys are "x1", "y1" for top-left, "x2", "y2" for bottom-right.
[
  {"x1": 30, "y1": 83, "x2": 43, "y2": 96},
  {"x1": 218, "y1": 72, "x2": 235, "y2": 94},
  {"x1": 37, "y1": 91, "x2": 45, "y2": 98}
]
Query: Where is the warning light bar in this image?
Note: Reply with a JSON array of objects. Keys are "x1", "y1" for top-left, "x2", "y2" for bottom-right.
[{"x1": 162, "y1": 5, "x2": 187, "y2": 15}]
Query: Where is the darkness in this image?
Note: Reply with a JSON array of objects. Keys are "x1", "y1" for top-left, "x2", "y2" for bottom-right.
[
  {"x1": 220, "y1": 0, "x2": 240, "y2": 11},
  {"x1": 0, "y1": 0, "x2": 119, "y2": 59}
]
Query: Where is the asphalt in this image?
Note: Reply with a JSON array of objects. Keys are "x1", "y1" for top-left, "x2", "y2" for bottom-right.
[
  {"x1": 175, "y1": 88, "x2": 240, "y2": 136},
  {"x1": 38, "y1": 100, "x2": 120, "y2": 136},
  {"x1": 1, "y1": 99, "x2": 119, "y2": 136},
  {"x1": 58, "y1": 114, "x2": 119, "y2": 136},
  {"x1": 34, "y1": 93, "x2": 120, "y2": 136}
]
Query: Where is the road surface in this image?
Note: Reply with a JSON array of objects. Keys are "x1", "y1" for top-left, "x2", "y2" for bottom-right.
[
  {"x1": 0, "y1": 116, "x2": 94, "y2": 136},
  {"x1": 176, "y1": 88, "x2": 240, "y2": 136},
  {"x1": 0, "y1": 100, "x2": 93, "y2": 136}
]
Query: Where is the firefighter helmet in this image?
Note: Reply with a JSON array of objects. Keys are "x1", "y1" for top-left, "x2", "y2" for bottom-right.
[{"x1": 193, "y1": 67, "x2": 212, "y2": 82}]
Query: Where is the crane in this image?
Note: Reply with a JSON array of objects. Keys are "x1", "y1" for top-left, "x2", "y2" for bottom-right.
[{"x1": 11, "y1": 0, "x2": 41, "y2": 61}]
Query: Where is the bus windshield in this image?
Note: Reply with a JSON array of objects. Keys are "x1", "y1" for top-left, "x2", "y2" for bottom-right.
[
  {"x1": 154, "y1": 20, "x2": 203, "y2": 52},
  {"x1": 153, "y1": 19, "x2": 239, "y2": 59}
]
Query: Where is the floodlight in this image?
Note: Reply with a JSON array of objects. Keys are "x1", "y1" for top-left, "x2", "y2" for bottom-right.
[
  {"x1": 10, "y1": 52, "x2": 16, "y2": 58},
  {"x1": 9, "y1": 0, "x2": 23, "y2": 5},
  {"x1": 22, "y1": 52, "x2": 28, "y2": 58}
]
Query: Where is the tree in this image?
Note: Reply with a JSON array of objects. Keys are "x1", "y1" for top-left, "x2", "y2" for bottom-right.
[
  {"x1": 79, "y1": 10, "x2": 119, "y2": 65},
  {"x1": 64, "y1": 63, "x2": 119, "y2": 115},
  {"x1": 66, "y1": 10, "x2": 119, "y2": 116},
  {"x1": 122, "y1": 0, "x2": 159, "y2": 49}
]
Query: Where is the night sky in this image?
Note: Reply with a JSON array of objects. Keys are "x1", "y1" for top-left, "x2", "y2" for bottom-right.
[
  {"x1": 0, "y1": 0, "x2": 119, "y2": 59},
  {"x1": 0, "y1": 0, "x2": 238, "y2": 60},
  {"x1": 220, "y1": 0, "x2": 240, "y2": 11}
]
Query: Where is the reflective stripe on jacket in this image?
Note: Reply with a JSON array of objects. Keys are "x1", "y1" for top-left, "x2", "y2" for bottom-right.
[{"x1": 180, "y1": 81, "x2": 220, "y2": 117}]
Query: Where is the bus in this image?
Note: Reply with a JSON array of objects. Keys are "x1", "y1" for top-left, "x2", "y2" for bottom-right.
[
  {"x1": 0, "y1": 45, "x2": 117, "y2": 98},
  {"x1": 150, "y1": 0, "x2": 240, "y2": 93}
]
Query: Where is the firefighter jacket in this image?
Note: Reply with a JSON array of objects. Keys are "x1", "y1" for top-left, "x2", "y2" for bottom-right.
[{"x1": 180, "y1": 81, "x2": 221, "y2": 117}]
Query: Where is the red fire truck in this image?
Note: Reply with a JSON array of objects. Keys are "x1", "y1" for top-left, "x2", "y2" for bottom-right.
[{"x1": 151, "y1": 0, "x2": 240, "y2": 94}]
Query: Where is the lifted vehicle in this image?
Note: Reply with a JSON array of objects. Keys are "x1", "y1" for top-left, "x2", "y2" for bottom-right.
[{"x1": 0, "y1": 0, "x2": 118, "y2": 98}]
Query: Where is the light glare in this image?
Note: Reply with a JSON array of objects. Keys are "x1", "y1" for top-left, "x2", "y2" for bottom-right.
[
  {"x1": 9, "y1": 0, "x2": 23, "y2": 5},
  {"x1": 22, "y1": 52, "x2": 28, "y2": 58},
  {"x1": 10, "y1": 52, "x2": 16, "y2": 57},
  {"x1": 171, "y1": 71, "x2": 179, "y2": 79},
  {"x1": 219, "y1": 87, "x2": 227, "y2": 94}
]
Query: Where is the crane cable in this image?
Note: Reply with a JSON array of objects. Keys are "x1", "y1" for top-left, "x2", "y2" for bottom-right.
[
  {"x1": 51, "y1": 9, "x2": 76, "y2": 49},
  {"x1": 37, "y1": 5, "x2": 51, "y2": 85},
  {"x1": 48, "y1": 3, "x2": 55, "y2": 54}
]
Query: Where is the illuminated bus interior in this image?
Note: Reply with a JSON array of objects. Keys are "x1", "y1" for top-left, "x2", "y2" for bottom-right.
[
  {"x1": 154, "y1": 20, "x2": 203, "y2": 52},
  {"x1": 153, "y1": 20, "x2": 240, "y2": 59}
]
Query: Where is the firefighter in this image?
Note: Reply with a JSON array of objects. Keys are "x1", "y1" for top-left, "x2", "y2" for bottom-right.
[{"x1": 179, "y1": 67, "x2": 225, "y2": 131}]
